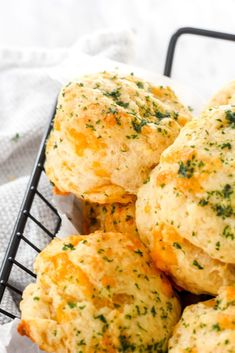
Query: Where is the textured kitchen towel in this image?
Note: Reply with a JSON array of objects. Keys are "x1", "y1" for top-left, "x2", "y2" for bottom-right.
[{"x1": 0, "y1": 28, "x2": 135, "y2": 324}]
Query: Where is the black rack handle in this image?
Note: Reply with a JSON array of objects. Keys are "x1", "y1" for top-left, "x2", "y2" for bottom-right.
[{"x1": 164, "y1": 27, "x2": 235, "y2": 77}]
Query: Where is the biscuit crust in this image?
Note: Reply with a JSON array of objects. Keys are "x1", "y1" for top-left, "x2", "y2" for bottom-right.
[
  {"x1": 83, "y1": 201, "x2": 138, "y2": 236},
  {"x1": 18, "y1": 232, "x2": 181, "y2": 353},
  {"x1": 169, "y1": 286, "x2": 235, "y2": 353},
  {"x1": 45, "y1": 72, "x2": 191, "y2": 203}
]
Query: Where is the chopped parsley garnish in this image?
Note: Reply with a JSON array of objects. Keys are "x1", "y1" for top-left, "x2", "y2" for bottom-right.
[
  {"x1": 125, "y1": 314, "x2": 132, "y2": 319},
  {"x1": 212, "y1": 323, "x2": 221, "y2": 331},
  {"x1": 137, "y1": 322, "x2": 147, "y2": 332},
  {"x1": 115, "y1": 116, "x2": 122, "y2": 125},
  {"x1": 220, "y1": 142, "x2": 232, "y2": 150},
  {"x1": 215, "y1": 241, "x2": 221, "y2": 250},
  {"x1": 222, "y1": 184, "x2": 233, "y2": 198},
  {"x1": 95, "y1": 314, "x2": 108, "y2": 324},
  {"x1": 119, "y1": 335, "x2": 135, "y2": 352},
  {"x1": 178, "y1": 160, "x2": 195, "y2": 178},
  {"x1": 33, "y1": 296, "x2": 40, "y2": 301},
  {"x1": 136, "y1": 81, "x2": 144, "y2": 89},
  {"x1": 199, "y1": 185, "x2": 234, "y2": 218},
  {"x1": 199, "y1": 198, "x2": 208, "y2": 206},
  {"x1": 155, "y1": 110, "x2": 170, "y2": 120},
  {"x1": 102, "y1": 206, "x2": 107, "y2": 213},
  {"x1": 116, "y1": 101, "x2": 129, "y2": 108},
  {"x1": 108, "y1": 107, "x2": 118, "y2": 115},
  {"x1": 62, "y1": 243, "x2": 75, "y2": 251},
  {"x1": 102, "y1": 256, "x2": 113, "y2": 262},
  {"x1": 225, "y1": 110, "x2": 235, "y2": 128},
  {"x1": 151, "y1": 306, "x2": 157, "y2": 317},
  {"x1": 135, "y1": 305, "x2": 148, "y2": 315},
  {"x1": 143, "y1": 176, "x2": 150, "y2": 184},
  {"x1": 192, "y1": 259, "x2": 204, "y2": 270},
  {"x1": 126, "y1": 134, "x2": 139, "y2": 139},
  {"x1": 85, "y1": 124, "x2": 96, "y2": 131},
  {"x1": 213, "y1": 204, "x2": 233, "y2": 219},
  {"x1": 104, "y1": 88, "x2": 121, "y2": 100},
  {"x1": 173, "y1": 242, "x2": 182, "y2": 250},
  {"x1": 125, "y1": 215, "x2": 133, "y2": 221},
  {"x1": 134, "y1": 249, "x2": 143, "y2": 257},
  {"x1": 131, "y1": 119, "x2": 147, "y2": 132},
  {"x1": 77, "y1": 339, "x2": 86, "y2": 346},
  {"x1": 222, "y1": 225, "x2": 234, "y2": 240},
  {"x1": 68, "y1": 302, "x2": 77, "y2": 308}
]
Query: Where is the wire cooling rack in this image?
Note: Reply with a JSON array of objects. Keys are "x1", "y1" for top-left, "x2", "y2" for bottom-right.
[{"x1": 1, "y1": 27, "x2": 235, "y2": 321}]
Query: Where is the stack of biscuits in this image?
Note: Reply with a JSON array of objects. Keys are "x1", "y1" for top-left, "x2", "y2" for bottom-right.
[{"x1": 18, "y1": 73, "x2": 235, "y2": 353}]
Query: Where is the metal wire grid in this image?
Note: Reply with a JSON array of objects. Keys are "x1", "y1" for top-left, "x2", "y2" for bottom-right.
[
  {"x1": 0, "y1": 107, "x2": 61, "y2": 320},
  {"x1": 0, "y1": 27, "x2": 235, "y2": 321}
]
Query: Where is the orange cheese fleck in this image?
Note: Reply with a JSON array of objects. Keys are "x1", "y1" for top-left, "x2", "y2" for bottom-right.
[
  {"x1": 156, "y1": 170, "x2": 173, "y2": 186},
  {"x1": 161, "y1": 148, "x2": 194, "y2": 164},
  {"x1": 101, "y1": 333, "x2": 118, "y2": 353},
  {"x1": 141, "y1": 125, "x2": 153, "y2": 135},
  {"x1": 160, "y1": 275, "x2": 173, "y2": 298},
  {"x1": 67, "y1": 128, "x2": 107, "y2": 156},
  {"x1": 218, "y1": 314, "x2": 235, "y2": 330},
  {"x1": 18, "y1": 320, "x2": 31, "y2": 337},
  {"x1": 95, "y1": 169, "x2": 110, "y2": 177},
  {"x1": 49, "y1": 253, "x2": 93, "y2": 297},
  {"x1": 151, "y1": 224, "x2": 179, "y2": 273},
  {"x1": 104, "y1": 114, "x2": 117, "y2": 127},
  {"x1": 225, "y1": 286, "x2": 235, "y2": 301},
  {"x1": 56, "y1": 300, "x2": 77, "y2": 323},
  {"x1": 92, "y1": 162, "x2": 110, "y2": 177},
  {"x1": 102, "y1": 275, "x2": 116, "y2": 287},
  {"x1": 203, "y1": 299, "x2": 216, "y2": 308},
  {"x1": 144, "y1": 203, "x2": 151, "y2": 214},
  {"x1": 176, "y1": 177, "x2": 203, "y2": 194},
  {"x1": 54, "y1": 119, "x2": 61, "y2": 131}
]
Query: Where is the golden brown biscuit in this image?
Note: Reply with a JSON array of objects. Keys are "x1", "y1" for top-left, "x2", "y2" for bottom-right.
[
  {"x1": 136, "y1": 178, "x2": 235, "y2": 294},
  {"x1": 45, "y1": 72, "x2": 192, "y2": 203},
  {"x1": 83, "y1": 201, "x2": 138, "y2": 236},
  {"x1": 168, "y1": 286, "x2": 235, "y2": 353},
  {"x1": 18, "y1": 231, "x2": 181, "y2": 353},
  {"x1": 206, "y1": 80, "x2": 235, "y2": 108},
  {"x1": 137, "y1": 105, "x2": 235, "y2": 265}
]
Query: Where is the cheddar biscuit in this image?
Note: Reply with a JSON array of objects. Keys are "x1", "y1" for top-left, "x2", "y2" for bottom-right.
[
  {"x1": 169, "y1": 286, "x2": 235, "y2": 353},
  {"x1": 206, "y1": 80, "x2": 235, "y2": 108},
  {"x1": 18, "y1": 231, "x2": 181, "y2": 353},
  {"x1": 136, "y1": 175, "x2": 235, "y2": 294},
  {"x1": 45, "y1": 72, "x2": 192, "y2": 203},
  {"x1": 137, "y1": 105, "x2": 235, "y2": 265},
  {"x1": 83, "y1": 201, "x2": 138, "y2": 236}
]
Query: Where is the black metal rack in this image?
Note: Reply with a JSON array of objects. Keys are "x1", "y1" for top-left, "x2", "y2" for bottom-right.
[{"x1": 1, "y1": 27, "x2": 235, "y2": 321}]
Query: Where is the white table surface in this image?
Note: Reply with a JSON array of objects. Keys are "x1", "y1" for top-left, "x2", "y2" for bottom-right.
[{"x1": 0, "y1": 0, "x2": 235, "y2": 100}]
